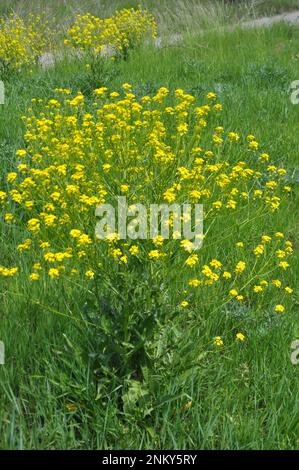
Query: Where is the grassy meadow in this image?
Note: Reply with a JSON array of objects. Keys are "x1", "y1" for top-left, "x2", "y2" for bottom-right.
[{"x1": 0, "y1": 0, "x2": 299, "y2": 450}]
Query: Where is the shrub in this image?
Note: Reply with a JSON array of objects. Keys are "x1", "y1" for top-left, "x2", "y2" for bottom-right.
[
  {"x1": 0, "y1": 85, "x2": 294, "y2": 382},
  {"x1": 64, "y1": 7, "x2": 157, "y2": 59},
  {"x1": 0, "y1": 14, "x2": 50, "y2": 75}
]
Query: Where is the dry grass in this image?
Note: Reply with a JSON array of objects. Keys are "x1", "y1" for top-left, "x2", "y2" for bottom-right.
[{"x1": 1, "y1": 1, "x2": 298, "y2": 35}]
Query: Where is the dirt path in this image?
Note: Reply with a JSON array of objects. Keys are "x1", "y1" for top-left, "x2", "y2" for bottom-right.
[{"x1": 242, "y1": 10, "x2": 299, "y2": 29}]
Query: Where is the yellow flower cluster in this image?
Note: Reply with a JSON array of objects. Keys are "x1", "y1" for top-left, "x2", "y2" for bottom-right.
[
  {"x1": 64, "y1": 7, "x2": 157, "y2": 56},
  {"x1": 0, "y1": 15, "x2": 50, "y2": 72},
  {"x1": 0, "y1": 85, "x2": 294, "y2": 317},
  {"x1": 213, "y1": 332, "x2": 245, "y2": 347}
]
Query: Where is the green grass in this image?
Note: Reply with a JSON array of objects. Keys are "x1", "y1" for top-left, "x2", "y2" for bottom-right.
[{"x1": 0, "y1": 12, "x2": 299, "y2": 450}]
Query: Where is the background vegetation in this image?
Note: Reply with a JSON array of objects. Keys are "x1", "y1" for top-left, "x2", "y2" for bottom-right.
[{"x1": 0, "y1": 0, "x2": 298, "y2": 450}]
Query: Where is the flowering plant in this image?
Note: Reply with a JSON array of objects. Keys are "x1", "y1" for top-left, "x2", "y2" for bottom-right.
[
  {"x1": 0, "y1": 14, "x2": 50, "y2": 74},
  {"x1": 65, "y1": 7, "x2": 157, "y2": 59},
  {"x1": 0, "y1": 84, "x2": 294, "y2": 379}
]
